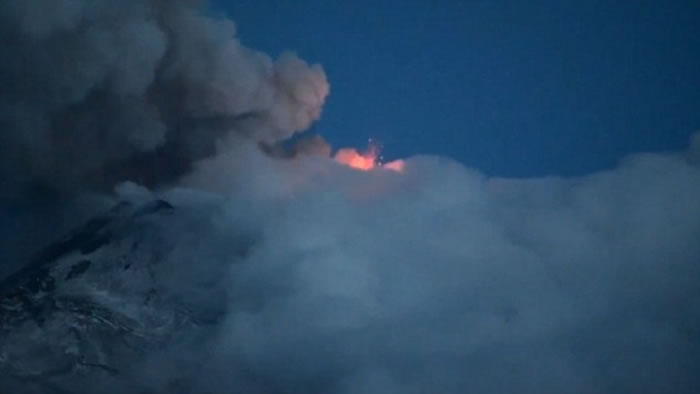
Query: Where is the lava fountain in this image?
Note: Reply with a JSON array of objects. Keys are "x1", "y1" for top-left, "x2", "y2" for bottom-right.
[{"x1": 334, "y1": 145, "x2": 405, "y2": 172}]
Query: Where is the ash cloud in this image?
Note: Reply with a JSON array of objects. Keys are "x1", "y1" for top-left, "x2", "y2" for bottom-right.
[
  {"x1": 0, "y1": 0, "x2": 327, "y2": 268},
  {"x1": 113, "y1": 136, "x2": 700, "y2": 394},
  {"x1": 0, "y1": 0, "x2": 329, "y2": 195}
]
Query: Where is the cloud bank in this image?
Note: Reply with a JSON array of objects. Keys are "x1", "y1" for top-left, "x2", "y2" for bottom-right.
[{"x1": 143, "y1": 139, "x2": 699, "y2": 394}]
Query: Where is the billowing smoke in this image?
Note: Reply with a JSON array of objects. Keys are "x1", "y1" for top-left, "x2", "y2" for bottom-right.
[
  {"x1": 24, "y1": 136, "x2": 695, "y2": 394},
  {"x1": 148, "y1": 138, "x2": 699, "y2": 394},
  {"x1": 0, "y1": 0, "x2": 328, "y2": 270},
  {"x1": 2, "y1": 1, "x2": 700, "y2": 393},
  {"x1": 0, "y1": 0, "x2": 329, "y2": 194}
]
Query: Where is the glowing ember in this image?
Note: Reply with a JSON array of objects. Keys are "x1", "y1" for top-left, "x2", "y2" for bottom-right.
[
  {"x1": 334, "y1": 146, "x2": 405, "y2": 172},
  {"x1": 334, "y1": 148, "x2": 377, "y2": 171}
]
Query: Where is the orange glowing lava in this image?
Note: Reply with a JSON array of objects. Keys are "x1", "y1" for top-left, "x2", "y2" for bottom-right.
[
  {"x1": 334, "y1": 147, "x2": 405, "y2": 172},
  {"x1": 334, "y1": 148, "x2": 377, "y2": 171}
]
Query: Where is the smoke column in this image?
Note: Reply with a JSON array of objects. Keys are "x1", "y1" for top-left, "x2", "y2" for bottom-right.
[
  {"x1": 0, "y1": 0, "x2": 328, "y2": 271},
  {"x1": 0, "y1": 0, "x2": 328, "y2": 193}
]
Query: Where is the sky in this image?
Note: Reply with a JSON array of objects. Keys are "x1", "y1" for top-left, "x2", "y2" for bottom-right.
[{"x1": 215, "y1": 0, "x2": 700, "y2": 177}]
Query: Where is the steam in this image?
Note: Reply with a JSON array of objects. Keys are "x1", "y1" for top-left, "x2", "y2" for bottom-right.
[{"x1": 123, "y1": 138, "x2": 700, "y2": 394}]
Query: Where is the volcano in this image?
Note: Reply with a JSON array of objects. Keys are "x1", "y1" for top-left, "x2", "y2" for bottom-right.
[{"x1": 0, "y1": 199, "x2": 244, "y2": 393}]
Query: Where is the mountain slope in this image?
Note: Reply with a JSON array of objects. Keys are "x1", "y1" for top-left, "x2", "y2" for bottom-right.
[{"x1": 0, "y1": 199, "x2": 242, "y2": 393}]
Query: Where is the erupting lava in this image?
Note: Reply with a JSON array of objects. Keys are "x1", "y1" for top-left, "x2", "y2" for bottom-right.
[
  {"x1": 334, "y1": 145, "x2": 405, "y2": 172},
  {"x1": 334, "y1": 148, "x2": 377, "y2": 171}
]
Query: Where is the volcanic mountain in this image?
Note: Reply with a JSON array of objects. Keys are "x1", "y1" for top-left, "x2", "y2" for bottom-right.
[{"x1": 0, "y1": 199, "x2": 245, "y2": 393}]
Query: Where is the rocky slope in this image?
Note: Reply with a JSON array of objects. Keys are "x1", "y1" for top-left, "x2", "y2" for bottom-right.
[{"x1": 0, "y1": 199, "x2": 239, "y2": 393}]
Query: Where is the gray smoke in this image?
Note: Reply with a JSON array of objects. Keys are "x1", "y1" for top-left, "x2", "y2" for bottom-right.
[
  {"x1": 0, "y1": 0, "x2": 328, "y2": 194},
  {"x1": 123, "y1": 138, "x2": 700, "y2": 394},
  {"x1": 0, "y1": 0, "x2": 327, "y2": 270}
]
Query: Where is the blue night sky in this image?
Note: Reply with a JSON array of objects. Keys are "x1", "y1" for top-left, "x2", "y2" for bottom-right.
[{"x1": 213, "y1": 0, "x2": 700, "y2": 177}]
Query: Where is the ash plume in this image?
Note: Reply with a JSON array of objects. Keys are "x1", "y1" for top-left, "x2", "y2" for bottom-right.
[
  {"x1": 166, "y1": 139, "x2": 700, "y2": 394},
  {"x1": 0, "y1": 0, "x2": 329, "y2": 195}
]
